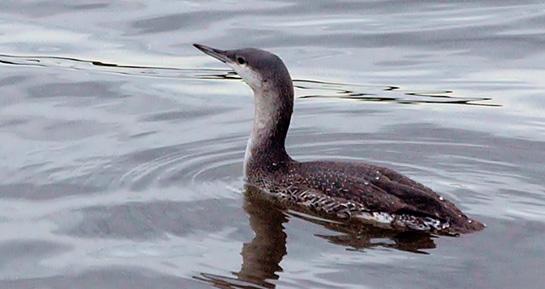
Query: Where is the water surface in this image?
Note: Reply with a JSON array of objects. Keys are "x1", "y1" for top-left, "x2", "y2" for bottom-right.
[{"x1": 1, "y1": 1, "x2": 545, "y2": 288}]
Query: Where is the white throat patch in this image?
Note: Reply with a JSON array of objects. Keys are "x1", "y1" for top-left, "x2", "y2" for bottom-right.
[{"x1": 230, "y1": 64, "x2": 263, "y2": 91}]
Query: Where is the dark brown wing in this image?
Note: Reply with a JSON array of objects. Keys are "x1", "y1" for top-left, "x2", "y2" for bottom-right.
[{"x1": 296, "y1": 161, "x2": 484, "y2": 233}]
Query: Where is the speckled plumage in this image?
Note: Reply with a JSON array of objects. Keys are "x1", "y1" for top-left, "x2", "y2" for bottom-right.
[
  {"x1": 245, "y1": 159, "x2": 483, "y2": 234},
  {"x1": 194, "y1": 44, "x2": 484, "y2": 234}
]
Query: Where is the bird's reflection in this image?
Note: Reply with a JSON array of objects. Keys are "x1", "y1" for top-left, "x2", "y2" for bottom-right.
[
  {"x1": 302, "y1": 214, "x2": 436, "y2": 254},
  {"x1": 195, "y1": 186, "x2": 437, "y2": 288},
  {"x1": 194, "y1": 188, "x2": 287, "y2": 288},
  {"x1": 235, "y1": 191, "x2": 288, "y2": 287}
]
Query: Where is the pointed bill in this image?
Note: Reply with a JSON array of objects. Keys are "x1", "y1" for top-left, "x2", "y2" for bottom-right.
[{"x1": 193, "y1": 43, "x2": 231, "y2": 63}]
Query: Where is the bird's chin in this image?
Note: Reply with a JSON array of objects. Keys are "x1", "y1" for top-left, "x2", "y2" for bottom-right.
[{"x1": 233, "y1": 67, "x2": 262, "y2": 90}]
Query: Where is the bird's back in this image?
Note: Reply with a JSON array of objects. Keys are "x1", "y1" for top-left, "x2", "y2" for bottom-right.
[{"x1": 248, "y1": 160, "x2": 484, "y2": 234}]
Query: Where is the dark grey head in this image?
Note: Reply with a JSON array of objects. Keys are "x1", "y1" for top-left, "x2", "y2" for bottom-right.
[
  {"x1": 193, "y1": 44, "x2": 292, "y2": 95},
  {"x1": 194, "y1": 44, "x2": 295, "y2": 167}
]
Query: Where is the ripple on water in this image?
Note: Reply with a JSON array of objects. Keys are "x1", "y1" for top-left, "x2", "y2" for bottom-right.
[
  {"x1": 1, "y1": 267, "x2": 211, "y2": 289},
  {"x1": 0, "y1": 240, "x2": 71, "y2": 279},
  {"x1": 54, "y1": 199, "x2": 245, "y2": 240},
  {"x1": 0, "y1": 54, "x2": 499, "y2": 106},
  {"x1": 0, "y1": 131, "x2": 247, "y2": 201},
  {"x1": 27, "y1": 80, "x2": 123, "y2": 99},
  {"x1": 116, "y1": 136, "x2": 246, "y2": 191}
]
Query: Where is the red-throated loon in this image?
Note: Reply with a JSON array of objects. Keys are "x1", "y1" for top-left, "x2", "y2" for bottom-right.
[{"x1": 193, "y1": 44, "x2": 484, "y2": 234}]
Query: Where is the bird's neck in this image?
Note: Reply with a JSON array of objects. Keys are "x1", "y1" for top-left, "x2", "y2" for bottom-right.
[{"x1": 244, "y1": 86, "x2": 293, "y2": 177}]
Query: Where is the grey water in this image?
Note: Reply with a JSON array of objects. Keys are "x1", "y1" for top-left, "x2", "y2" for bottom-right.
[{"x1": 1, "y1": 1, "x2": 545, "y2": 288}]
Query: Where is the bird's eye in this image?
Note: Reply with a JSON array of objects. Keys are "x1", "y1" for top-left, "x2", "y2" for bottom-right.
[{"x1": 236, "y1": 56, "x2": 246, "y2": 65}]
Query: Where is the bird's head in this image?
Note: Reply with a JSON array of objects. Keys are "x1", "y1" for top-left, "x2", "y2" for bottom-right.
[{"x1": 193, "y1": 44, "x2": 292, "y2": 94}]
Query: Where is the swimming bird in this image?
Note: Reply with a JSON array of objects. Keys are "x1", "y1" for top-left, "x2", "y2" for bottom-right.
[{"x1": 193, "y1": 44, "x2": 484, "y2": 234}]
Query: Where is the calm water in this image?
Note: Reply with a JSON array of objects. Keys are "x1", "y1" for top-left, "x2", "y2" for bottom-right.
[{"x1": 1, "y1": 1, "x2": 545, "y2": 288}]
